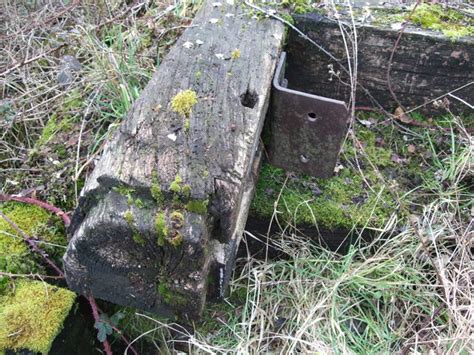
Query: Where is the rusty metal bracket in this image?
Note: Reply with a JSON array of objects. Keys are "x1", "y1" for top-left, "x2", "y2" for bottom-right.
[{"x1": 268, "y1": 52, "x2": 348, "y2": 178}]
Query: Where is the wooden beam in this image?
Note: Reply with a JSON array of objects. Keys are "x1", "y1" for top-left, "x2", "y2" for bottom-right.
[
  {"x1": 286, "y1": 14, "x2": 473, "y2": 114},
  {"x1": 64, "y1": 0, "x2": 284, "y2": 319}
]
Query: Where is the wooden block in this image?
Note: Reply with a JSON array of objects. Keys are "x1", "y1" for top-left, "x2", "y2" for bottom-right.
[{"x1": 64, "y1": 0, "x2": 284, "y2": 319}]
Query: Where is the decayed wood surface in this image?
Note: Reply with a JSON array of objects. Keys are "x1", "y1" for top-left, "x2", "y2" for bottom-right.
[
  {"x1": 286, "y1": 14, "x2": 473, "y2": 114},
  {"x1": 64, "y1": 0, "x2": 284, "y2": 319}
]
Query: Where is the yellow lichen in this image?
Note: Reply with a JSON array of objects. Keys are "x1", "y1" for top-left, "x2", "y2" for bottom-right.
[
  {"x1": 0, "y1": 280, "x2": 76, "y2": 353},
  {"x1": 171, "y1": 89, "x2": 198, "y2": 118}
]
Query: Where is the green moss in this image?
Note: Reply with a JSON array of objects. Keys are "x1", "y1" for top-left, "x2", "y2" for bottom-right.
[
  {"x1": 150, "y1": 172, "x2": 164, "y2": 205},
  {"x1": 351, "y1": 129, "x2": 393, "y2": 168},
  {"x1": 251, "y1": 120, "x2": 400, "y2": 231},
  {"x1": 182, "y1": 185, "x2": 191, "y2": 199},
  {"x1": 168, "y1": 232, "x2": 183, "y2": 247},
  {"x1": 251, "y1": 164, "x2": 393, "y2": 230},
  {"x1": 36, "y1": 114, "x2": 72, "y2": 147},
  {"x1": 123, "y1": 210, "x2": 134, "y2": 225},
  {"x1": 113, "y1": 185, "x2": 135, "y2": 197},
  {"x1": 157, "y1": 283, "x2": 186, "y2": 306},
  {"x1": 373, "y1": 4, "x2": 473, "y2": 40},
  {"x1": 134, "y1": 198, "x2": 144, "y2": 209},
  {"x1": 170, "y1": 211, "x2": 184, "y2": 229},
  {"x1": 410, "y1": 4, "x2": 473, "y2": 39},
  {"x1": 184, "y1": 118, "x2": 190, "y2": 133},
  {"x1": 186, "y1": 199, "x2": 208, "y2": 215},
  {"x1": 124, "y1": 210, "x2": 146, "y2": 247},
  {"x1": 280, "y1": 0, "x2": 313, "y2": 14},
  {"x1": 171, "y1": 89, "x2": 198, "y2": 118},
  {"x1": 132, "y1": 232, "x2": 146, "y2": 247},
  {"x1": 155, "y1": 212, "x2": 168, "y2": 247},
  {"x1": 0, "y1": 280, "x2": 75, "y2": 354},
  {"x1": 0, "y1": 203, "x2": 65, "y2": 275},
  {"x1": 169, "y1": 175, "x2": 183, "y2": 194}
]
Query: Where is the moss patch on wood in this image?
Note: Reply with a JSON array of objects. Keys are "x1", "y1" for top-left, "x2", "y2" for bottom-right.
[
  {"x1": 171, "y1": 89, "x2": 197, "y2": 118},
  {"x1": 0, "y1": 280, "x2": 76, "y2": 354},
  {"x1": 372, "y1": 4, "x2": 474, "y2": 39},
  {"x1": 155, "y1": 212, "x2": 168, "y2": 247},
  {"x1": 186, "y1": 199, "x2": 208, "y2": 215}
]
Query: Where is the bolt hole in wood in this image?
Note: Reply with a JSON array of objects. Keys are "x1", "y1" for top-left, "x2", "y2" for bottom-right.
[
  {"x1": 240, "y1": 89, "x2": 259, "y2": 108},
  {"x1": 307, "y1": 112, "x2": 318, "y2": 122},
  {"x1": 300, "y1": 154, "x2": 309, "y2": 163}
]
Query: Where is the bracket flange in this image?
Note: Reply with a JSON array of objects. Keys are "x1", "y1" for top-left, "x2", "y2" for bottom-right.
[{"x1": 268, "y1": 52, "x2": 348, "y2": 178}]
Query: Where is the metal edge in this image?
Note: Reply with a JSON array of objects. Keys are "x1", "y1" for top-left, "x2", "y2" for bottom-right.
[{"x1": 273, "y1": 52, "x2": 348, "y2": 109}]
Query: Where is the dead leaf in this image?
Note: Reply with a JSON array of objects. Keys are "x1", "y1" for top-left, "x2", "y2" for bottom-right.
[{"x1": 394, "y1": 106, "x2": 413, "y2": 124}]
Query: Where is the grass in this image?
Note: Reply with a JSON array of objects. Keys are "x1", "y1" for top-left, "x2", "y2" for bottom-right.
[{"x1": 0, "y1": 0, "x2": 199, "y2": 209}]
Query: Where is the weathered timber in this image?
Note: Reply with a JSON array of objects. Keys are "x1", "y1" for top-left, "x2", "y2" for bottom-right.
[
  {"x1": 286, "y1": 14, "x2": 473, "y2": 114},
  {"x1": 64, "y1": 1, "x2": 284, "y2": 319}
]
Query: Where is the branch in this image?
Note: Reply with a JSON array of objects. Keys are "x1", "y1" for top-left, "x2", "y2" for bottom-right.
[
  {"x1": 88, "y1": 295, "x2": 113, "y2": 355},
  {"x1": 386, "y1": 0, "x2": 422, "y2": 110},
  {"x1": 0, "y1": 211, "x2": 65, "y2": 277},
  {"x1": 0, "y1": 194, "x2": 71, "y2": 227}
]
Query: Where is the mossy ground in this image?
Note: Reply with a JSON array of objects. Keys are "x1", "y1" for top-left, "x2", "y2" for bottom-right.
[
  {"x1": 0, "y1": 280, "x2": 76, "y2": 354},
  {"x1": 251, "y1": 112, "x2": 470, "y2": 232}
]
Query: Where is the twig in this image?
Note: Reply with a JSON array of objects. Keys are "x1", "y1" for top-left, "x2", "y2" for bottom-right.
[
  {"x1": 75, "y1": 89, "x2": 101, "y2": 205},
  {"x1": 88, "y1": 295, "x2": 113, "y2": 355},
  {"x1": 0, "y1": 198, "x2": 120, "y2": 354},
  {"x1": 0, "y1": 211, "x2": 65, "y2": 277},
  {"x1": 0, "y1": 271, "x2": 64, "y2": 280},
  {"x1": 447, "y1": 93, "x2": 473, "y2": 109},
  {"x1": 401, "y1": 305, "x2": 444, "y2": 354},
  {"x1": 0, "y1": 194, "x2": 71, "y2": 227},
  {"x1": 404, "y1": 81, "x2": 473, "y2": 115},
  {"x1": 244, "y1": 1, "x2": 390, "y2": 115},
  {"x1": 386, "y1": 0, "x2": 422, "y2": 110},
  {"x1": 0, "y1": 0, "x2": 80, "y2": 41},
  {"x1": 0, "y1": 43, "x2": 66, "y2": 77}
]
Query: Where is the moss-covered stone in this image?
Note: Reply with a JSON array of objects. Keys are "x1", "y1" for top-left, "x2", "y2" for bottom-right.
[{"x1": 0, "y1": 280, "x2": 76, "y2": 354}]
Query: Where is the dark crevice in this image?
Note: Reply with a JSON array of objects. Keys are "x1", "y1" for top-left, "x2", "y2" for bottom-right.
[{"x1": 240, "y1": 89, "x2": 258, "y2": 108}]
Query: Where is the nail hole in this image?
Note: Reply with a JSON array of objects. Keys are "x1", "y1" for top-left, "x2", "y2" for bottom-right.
[
  {"x1": 300, "y1": 154, "x2": 309, "y2": 163},
  {"x1": 240, "y1": 89, "x2": 258, "y2": 109},
  {"x1": 307, "y1": 112, "x2": 318, "y2": 122}
]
